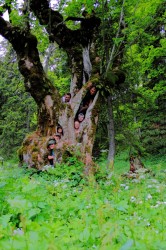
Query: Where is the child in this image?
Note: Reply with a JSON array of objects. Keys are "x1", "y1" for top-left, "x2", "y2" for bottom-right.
[
  {"x1": 47, "y1": 139, "x2": 56, "y2": 167},
  {"x1": 57, "y1": 124, "x2": 63, "y2": 136},
  {"x1": 74, "y1": 120, "x2": 80, "y2": 130},
  {"x1": 53, "y1": 133, "x2": 61, "y2": 143},
  {"x1": 78, "y1": 85, "x2": 97, "y2": 114},
  {"x1": 77, "y1": 113, "x2": 85, "y2": 122},
  {"x1": 74, "y1": 120, "x2": 80, "y2": 138}
]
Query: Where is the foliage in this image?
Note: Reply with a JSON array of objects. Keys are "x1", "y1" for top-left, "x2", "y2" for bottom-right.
[
  {"x1": 92, "y1": 0, "x2": 166, "y2": 158},
  {"x1": 0, "y1": 45, "x2": 37, "y2": 158},
  {"x1": 47, "y1": 46, "x2": 71, "y2": 95},
  {"x1": 0, "y1": 156, "x2": 165, "y2": 249},
  {"x1": 122, "y1": 0, "x2": 166, "y2": 156}
]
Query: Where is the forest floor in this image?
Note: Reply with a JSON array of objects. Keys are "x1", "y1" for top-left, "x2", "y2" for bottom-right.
[{"x1": 0, "y1": 154, "x2": 165, "y2": 250}]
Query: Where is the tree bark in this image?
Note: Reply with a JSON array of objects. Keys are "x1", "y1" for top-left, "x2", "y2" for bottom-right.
[
  {"x1": 43, "y1": 44, "x2": 55, "y2": 73},
  {"x1": 129, "y1": 156, "x2": 144, "y2": 173},
  {"x1": 0, "y1": 2, "x2": 101, "y2": 173},
  {"x1": 107, "y1": 95, "x2": 115, "y2": 170}
]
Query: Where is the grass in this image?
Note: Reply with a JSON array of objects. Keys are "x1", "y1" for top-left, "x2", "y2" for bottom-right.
[{"x1": 0, "y1": 154, "x2": 165, "y2": 250}]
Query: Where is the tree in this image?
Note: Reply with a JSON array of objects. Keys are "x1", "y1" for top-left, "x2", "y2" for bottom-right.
[
  {"x1": 97, "y1": 0, "x2": 126, "y2": 170},
  {"x1": 0, "y1": 0, "x2": 101, "y2": 172}
]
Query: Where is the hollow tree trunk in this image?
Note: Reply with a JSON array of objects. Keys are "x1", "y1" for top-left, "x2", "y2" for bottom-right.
[{"x1": 0, "y1": 1, "x2": 101, "y2": 173}]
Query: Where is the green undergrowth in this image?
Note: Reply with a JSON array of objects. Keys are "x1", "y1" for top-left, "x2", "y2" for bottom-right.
[{"x1": 0, "y1": 156, "x2": 165, "y2": 250}]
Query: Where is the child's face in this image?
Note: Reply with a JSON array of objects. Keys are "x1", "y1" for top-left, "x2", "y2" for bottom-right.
[
  {"x1": 57, "y1": 128, "x2": 63, "y2": 133},
  {"x1": 55, "y1": 136, "x2": 60, "y2": 142},
  {"x1": 65, "y1": 94, "x2": 71, "y2": 102},
  {"x1": 49, "y1": 144, "x2": 55, "y2": 149},
  {"x1": 90, "y1": 87, "x2": 96, "y2": 95},
  {"x1": 74, "y1": 121, "x2": 80, "y2": 129},
  {"x1": 78, "y1": 114, "x2": 84, "y2": 122}
]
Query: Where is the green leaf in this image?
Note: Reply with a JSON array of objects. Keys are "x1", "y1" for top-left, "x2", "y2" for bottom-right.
[
  {"x1": 27, "y1": 208, "x2": 41, "y2": 219},
  {"x1": 8, "y1": 197, "x2": 32, "y2": 210},
  {"x1": 120, "y1": 239, "x2": 134, "y2": 250},
  {"x1": 0, "y1": 214, "x2": 12, "y2": 228},
  {"x1": 79, "y1": 228, "x2": 90, "y2": 242},
  {"x1": 0, "y1": 182, "x2": 7, "y2": 188}
]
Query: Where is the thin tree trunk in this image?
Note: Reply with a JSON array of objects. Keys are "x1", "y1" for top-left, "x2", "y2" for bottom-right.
[
  {"x1": 43, "y1": 44, "x2": 55, "y2": 73},
  {"x1": 105, "y1": 0, "x2": 125, "y2": 73},
  {"x1": 107, "y1": 95, "x2": 115, "y2": 170},
  {"x1": 104, "y1": 0, "x2": 125, "y2": 171},
  {"x1": 26, "y1": 106, "x2": 30, "y2": 133}
]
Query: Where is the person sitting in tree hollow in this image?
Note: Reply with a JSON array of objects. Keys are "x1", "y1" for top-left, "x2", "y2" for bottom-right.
[
  {"x1": 74, "y1": 120, "x2": 80, "y2": 135},
  {"x1": 53, "y1": 133, "x2": 61, "y2": 143},
  {"x1": 57, "y1": 124, "x2": 63, "y2": 136},
  {"x1": 77, "y1": 113, "x2": 85, "y2": 123},
  {"x1": 78, "y1": 85, "x2": 97, "y2": 114},
  {"x1": 61, "y1": 93, "x2": 71, "y2": 103},
  {"x1": 47, "y1": 139, "x2": 56, "y2": 167}
]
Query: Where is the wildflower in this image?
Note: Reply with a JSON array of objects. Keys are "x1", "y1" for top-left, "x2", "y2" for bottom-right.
[
  {"x1": 139, "y1": 175, "x2": 145, "y2": 179},
  {"x1": 132, "y1": 179, "x2": 140, "y2": 183},
  {"x1": 105, "y1": 181, "x2": 112, "y2": 186},
  {"x1": 151, "y1": 204, "x2": 159, "y2": 208},
  {"x1": 146, "y1": 194, "x2": 152, "y2": 200},
  {"x1": 61, "y1": 179, "x2": 69, "y2": 183},
  {"x1": 104, "y1": 199, "x2": 109, "y2": 204},
  {"x1": 130, "y1": 196, "x2": 136, "y2": 202},
  {"x1": 53, "y1": 180, "x2": 60, "y2": 187},
  {"x1": 156, "y1": 201, "x2": 166, "y2": 205},
  {"x1": 156, "y1": 186, "x2": 161, "y2": 193},
  {"x1": 42, "y1": 165, "x2": 52, "y2": 170},
  {"x1": 151, "y1": 179, "x2": 158, "y2": 183},
  {"x1": 107, "y1": 173, "x2": 113, "y2": 179},
  {"x1": 13, "y1": 228, "x2": 24, "y2": 236},
  {"x1": 120, "y1": 184, "x2": 129, "y2": 190},
  {"x1": 100, "y1": 149, "x2": 108, "y2": 153},
  {"x1": 92, "y1": 245, "x2": 97, "y2": 248},
  {"x1": 86, "y1": 204, "x2": 91, "y2": 209}
]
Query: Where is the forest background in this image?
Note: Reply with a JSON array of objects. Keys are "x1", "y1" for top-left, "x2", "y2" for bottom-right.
[
  {"x1": 0, "y1": 0, "x2": 165, "y2": 249},
  {"x1": 0, "y1": 0, "x2": 165, "y2": 165}
]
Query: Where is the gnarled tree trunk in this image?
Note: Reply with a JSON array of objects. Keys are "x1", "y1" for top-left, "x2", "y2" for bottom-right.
[{"x1": 0, "y1": 0, "x2": 101, "y2": 173}]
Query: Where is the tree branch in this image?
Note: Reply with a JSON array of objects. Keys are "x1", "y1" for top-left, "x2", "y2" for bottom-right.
[
  {"x1": 29, "y1": 0, "x2": 101, "y2": 48},
  {"x1": 0, "y1": 16, "x2": 59, "y2": 104},
  {"x1": 105, "y1": 0, "x2": 125, "y2": 74}
]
